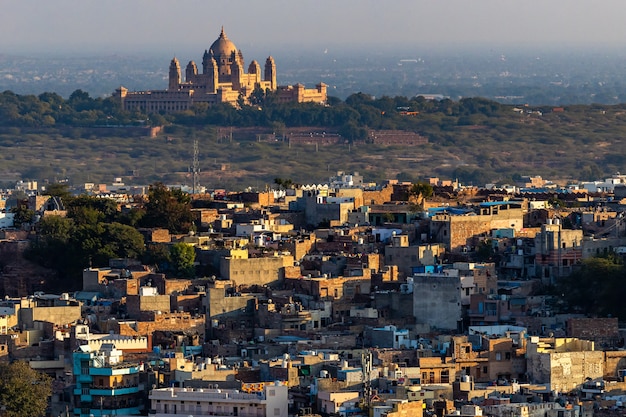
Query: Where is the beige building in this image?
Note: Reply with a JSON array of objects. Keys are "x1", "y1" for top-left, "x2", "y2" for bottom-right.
[
  {"x1": 116, "y1": 28, "x2": 327, "y2": 113},
  {"x1": 149, "y1": 384, "x2": 288, "y2": 417},
  {"x1": 384, "y1": 234, "x2": 446, "y2": 278},
  {"x1": 430, "y1": 202, "x2": 524, "y2": 252},
  {"x1": 526, "y1": 336, "x2": 603, "y2": 393},
  {"x1": 317, "y1": 390, "x2": 361, "y2": 415},
  {"x1": 534, "y1": 219, "x2": 583, "y2": 282},
  {"x1": 219, "y1": 251, "x2": 294, "y2": 287},
  {"x1": 18, "y1": 295, "x2": 82, "y2": 330}
]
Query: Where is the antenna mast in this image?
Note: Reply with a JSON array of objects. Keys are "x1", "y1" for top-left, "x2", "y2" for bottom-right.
[{"x1": 192, "y1": 139, "x2": 200, "y2": 194}]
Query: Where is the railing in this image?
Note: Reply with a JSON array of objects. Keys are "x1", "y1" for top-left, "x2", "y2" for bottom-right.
[{"x1": 467, "y1": 310, "x2": 498, "y2": 317}]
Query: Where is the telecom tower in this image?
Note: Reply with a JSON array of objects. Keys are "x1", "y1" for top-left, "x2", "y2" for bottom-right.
[{"x1": 192, "y1": 139, "x2": 200, "y2": 194}]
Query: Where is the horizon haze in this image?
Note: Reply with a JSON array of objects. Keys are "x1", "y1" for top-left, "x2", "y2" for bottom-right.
[{"x1": 4, "y1": 1, "x2": 626, "y2": 54}]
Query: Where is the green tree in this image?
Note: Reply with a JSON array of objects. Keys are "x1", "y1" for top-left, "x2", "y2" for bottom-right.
[
  {"x1": 43, "y1": 182, "x2": 72, "y2": 200},
  {"x1": 273, "y1": 177, "x2": 293, "y2": 190},
  {"x1": 140, "y1": 183, "x2": 193, "y2": 233},
  {"x1": 557, "y1": 256, "x2": 625, "y2": 318},
  {"x1": 142, "y1": 242, "x2": 172, "y2": 271},
  {"x1": 409, "y1": 182, "x2": 434, "y2": 200},
  {"x1": 170, "y1": 242, "x2": 196, "y2": 278},
  {"x1": 0, "y1": 361, "x2": 52, "y2": 417},
  {"x1": 67, "y1": 195, "x2": 118, "y2": 223},
  {"x1": 10, "y1": 201, "x2": 34, "y2": 227},
  {"x1": 92, "y1": 222, "x2": 145, "y2": 266},
  {"x1": 248, "y1": 85, "x2": 267, "y2": 106},
  {"x1": 408, "y1": 181, "x2": 434, "y2": 211}
]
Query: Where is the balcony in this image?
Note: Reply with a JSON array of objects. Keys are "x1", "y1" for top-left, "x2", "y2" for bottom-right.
[
  {"x1": 76, "y1": 374, "x2": 93, "y2": 383},
  {"x1": 76, "y1": 406, "x2": 142, "y2": 417},
  {"x1": 90, "y1": 384, "x2": 144, "y2": 396},
  {"x1": 89, "y1": 364, "x2": 140, "y2": 375},
  {"x1": 150, "y1": 412, "x2": 264, "y2": 417}
]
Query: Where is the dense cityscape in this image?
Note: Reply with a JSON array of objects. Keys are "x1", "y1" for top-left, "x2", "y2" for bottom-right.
[{"x1": 4, "y1": 15, "x2": 626, "y2": 417}]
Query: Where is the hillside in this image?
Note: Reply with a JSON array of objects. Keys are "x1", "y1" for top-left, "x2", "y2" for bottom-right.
[{"x1": 2, "y1": 91, "x2": 626, "y2": 189}]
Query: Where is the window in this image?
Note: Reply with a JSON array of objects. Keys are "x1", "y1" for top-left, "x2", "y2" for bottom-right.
[
  {"x1": 269, "y1": 389, "x2": 275, "y2": 397},
  {"x1": 495, "y1": 352, "x2": 502, "y2": 361},
  {"x1": 483, "y1": 366, "x2": 488, "y2": 374},
  {"x1": 274, "y1": 408, "x2": 281, "y2": 416}
]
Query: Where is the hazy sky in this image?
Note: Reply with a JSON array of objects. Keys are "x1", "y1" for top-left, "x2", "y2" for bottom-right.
[{"x1": 3, "y1": 0, "x2": 626, "y2": 55}]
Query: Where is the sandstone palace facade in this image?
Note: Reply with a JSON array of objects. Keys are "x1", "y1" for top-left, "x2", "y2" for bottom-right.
[{"x1": 114, "y1": 28, "x2": 327, "y2": 113}]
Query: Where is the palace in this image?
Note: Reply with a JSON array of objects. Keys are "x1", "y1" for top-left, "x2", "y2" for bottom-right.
[{"x1": 114, "y1": 27, "x2": 327, "y2": 113}]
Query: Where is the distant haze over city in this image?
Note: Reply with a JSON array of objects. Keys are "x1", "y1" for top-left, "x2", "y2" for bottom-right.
[
  {"x1": 4, "y1": 1, "x2": 626, "y2": 53},
  {"x1": 4, "y1": 1, "x2": 626, "y2": 105}
]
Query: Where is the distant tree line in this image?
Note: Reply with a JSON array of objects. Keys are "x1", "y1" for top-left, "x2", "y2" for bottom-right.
[{"x1": 0, "y1": 88, "x2": 508, "y2": 137}]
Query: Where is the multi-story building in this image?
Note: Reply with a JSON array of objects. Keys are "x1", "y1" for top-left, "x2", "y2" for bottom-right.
[
  {"x1": 534, "y1": 219, "x2": 583, "y2": 283},
  {"x1": 384, "y1": 234, "x2": 445, "y2": 279},
  {"x1": 526, "y1": 336, "x2": 603, "y2": 393},
  {"x1": 430, "y1": 201, "x2": 524, "y2": 252},
  {"x1": 219, "y1": 250, "x2": 294, "y2": 287},
  {"x1": 413, "y1": 270, "x2": 462, "y2": 331},
  {"x1": 148, "y1": 383, "x2": 288, "y2": 417},
  {"x1": 73, "y1": 343, "x2": 145, "y2": 416}
]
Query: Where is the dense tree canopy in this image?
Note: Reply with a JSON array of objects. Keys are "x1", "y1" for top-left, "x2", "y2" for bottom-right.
[
  {"x1": 0, "y1": 361, "x2": 52, "y2": 417},
  {"x1": 557, "y1": 255, "x2": 626, "y2": 319},
  {"x1": 140, "y1": 182, "x2": 193, "y2": 234},
  {"x1": 28, "y1": 195, "x2": 146, "y2": 290}
]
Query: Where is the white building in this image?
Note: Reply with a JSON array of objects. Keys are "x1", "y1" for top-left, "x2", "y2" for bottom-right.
[
  {"x1": 0, "y1": 212, "x2": 14, "y2": 228},
  {"x1": 149, "y1": 383, "x2": 288, "y2": 417}
]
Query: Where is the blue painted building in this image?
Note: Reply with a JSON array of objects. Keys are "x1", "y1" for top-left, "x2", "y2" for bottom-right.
[{"x1": 72, "y1": 343, "x2": 144, "y2": 416}]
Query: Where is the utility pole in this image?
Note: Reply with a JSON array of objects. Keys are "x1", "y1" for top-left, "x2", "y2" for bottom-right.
[{"x1": 361, "y1": 350, "x2": 372, "y2": 412}]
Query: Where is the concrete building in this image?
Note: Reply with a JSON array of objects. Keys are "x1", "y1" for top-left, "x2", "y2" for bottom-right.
[
  {"x1": 384, "y1": 233, "x2": 445, "y2": 279},
  {"x1": 526, "y1": 336, "x2": 603, "y2": 393},
  {"x1": 115, "y1": 28, "x2": 326, "y2": 113},
  {"x1": 149, "y1": 383, "x2": 288, "y2": 417},
  {"x1": 481, "y1": 402, "x2": 577, "y2": 417},
  {"x1": 126, "y1": 287, "x2": 171, "y2": 320},
  {"x1": 369, "y1": 325, "x2": 412, "y2": 349},
  {"x1": 534, "y1": 219, "x2": 583, "y2": 283},
  {"x1": 219, "y1": 251, "x2": 294, "y2": 287},
  {"x1": 317, "y1": 390, "x2": 361, "y2": 416},
  {"x1": 430, "y1": 201, "x2": 524, "y2": 252},
  {"x1": 413, "y1": 270, "x2": 462, "y2": 331},
  {"x1": 18, "y1": 293, "x2": 82, "y2": 331}
]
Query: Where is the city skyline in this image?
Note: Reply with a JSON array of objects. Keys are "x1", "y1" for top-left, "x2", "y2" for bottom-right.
[{"x1": 3, "y1": 0, "x2": 626, "y2": 55}]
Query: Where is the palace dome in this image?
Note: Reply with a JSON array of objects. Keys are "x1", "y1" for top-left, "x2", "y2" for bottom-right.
[{"x1": 210, "y1": 27, "x2": 237, "y2": 58}]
